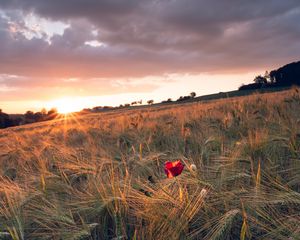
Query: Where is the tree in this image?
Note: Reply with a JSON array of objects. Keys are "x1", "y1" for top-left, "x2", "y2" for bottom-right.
[
  {"x1": 177, "y1": 96, "x2": 191, "y2": 102},
  {"x1": 190, "y1": 92, "x2": 196, "y2": 98},
  {"x1": 264, "y1": 71, "x2": 270, "y2": 82},
  {"x1": 33, "y1": 112, "x2": 43, "y2": 121},
  {"x1": 0, "y1": 110, "x2": 15, "y2": 128},
  {"x1": 269, "y1": 70, "x2": 276, "y2": 84},
  {"x1": 269, "y1": 61, "x2": 300, "y2": 86},
  {"x1": 147, "y1": 100, "x2": 154, "y2": 105},
  {"x1": 161, "y1": 98, "x2": 172, "y2": 104},
  {"x1": 41, "y1": 108, "x2": 47, "y2": 116},
  {"x1": 25, "y1": 111, "x2": 34, "y2": 120},
  {"x1": 47, "y1": 108, "x2": 58, "y2": 120},
  {"x1": 47, "y1": 108, "x2": 57, "y2": 115},
  {"x1": 253, "y1": 75, "x2": 267, "y2": 84}
]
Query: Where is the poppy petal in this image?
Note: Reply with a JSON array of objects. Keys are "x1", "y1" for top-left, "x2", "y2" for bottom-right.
[{"x1": 164, "y1": 160, "x2": 184, "y2": 178}]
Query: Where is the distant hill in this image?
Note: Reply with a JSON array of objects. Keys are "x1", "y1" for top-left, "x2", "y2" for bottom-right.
[
  {"x1": 270, "y1": 61, "x2": 300, "y2": 86},
  {"x1": 239, "y1": 60, "x2": 300, "y2": 91}
]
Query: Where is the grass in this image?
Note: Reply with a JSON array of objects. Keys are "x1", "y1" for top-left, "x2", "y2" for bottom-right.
[{"x1": 0, "y1": 88, "x2": 300, "y2": 239}]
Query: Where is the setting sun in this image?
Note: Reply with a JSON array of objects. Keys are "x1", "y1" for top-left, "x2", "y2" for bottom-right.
[{"x1": 47, "y1": 98, "x2": 83, "y2": 114}]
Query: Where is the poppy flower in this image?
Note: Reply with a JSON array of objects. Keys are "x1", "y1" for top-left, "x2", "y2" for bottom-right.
[{"x1": 164, "y1": 160, "x2": 184, "y2": 178}]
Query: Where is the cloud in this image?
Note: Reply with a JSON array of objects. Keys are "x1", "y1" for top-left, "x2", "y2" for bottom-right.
[{"x1": 0, "y1": 0, "x2": 300, "y2": 101}]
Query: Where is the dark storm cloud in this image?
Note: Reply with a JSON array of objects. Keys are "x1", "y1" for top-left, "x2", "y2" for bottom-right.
[
  {"x1": 0, "y1": 0, "x2": 142, "y2": 31},
  {"x1": 0, "y1": 0, "x2": 300, "y2": 96}
]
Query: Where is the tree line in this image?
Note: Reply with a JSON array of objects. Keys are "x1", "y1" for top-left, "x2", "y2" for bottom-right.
[
  {"x1": 0, "y1": 108, "x2": 58, "y2": 129},
  {"x1": 239, "y1": 61, "x2": 300, "y2": 91},
  {"x1": 1, "y1": 60, "x2": 299, "y2": 129},
  {"x1": 84, "y1": 92, "x2": 197, "y2": 113}
]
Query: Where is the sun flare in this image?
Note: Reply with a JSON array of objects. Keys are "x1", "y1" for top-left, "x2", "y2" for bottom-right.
[{"x1": 47, "y1": 98, "x2": 82, "y2": 114}]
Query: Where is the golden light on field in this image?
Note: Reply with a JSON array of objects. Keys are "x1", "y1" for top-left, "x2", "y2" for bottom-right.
[{"x1": 47, "y1": 98, "x2": 83, "y2": 114}]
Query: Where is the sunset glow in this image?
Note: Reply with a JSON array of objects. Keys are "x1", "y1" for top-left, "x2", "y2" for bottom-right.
[
  {"x1": 0, "y1": 1, "x2": 299, "y2": 113},
  {"x1": 47, "y1": 98, "x2": 85, "y2": 114}
]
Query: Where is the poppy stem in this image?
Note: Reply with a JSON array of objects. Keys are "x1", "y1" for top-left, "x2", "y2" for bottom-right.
[{"x1": 174, "y1": 176, "x2": 183, "y2": 202}]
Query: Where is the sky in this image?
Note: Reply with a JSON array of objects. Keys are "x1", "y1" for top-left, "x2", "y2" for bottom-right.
[{"x1": 0, "y1": 0, "x2": 300, "y2": 113}]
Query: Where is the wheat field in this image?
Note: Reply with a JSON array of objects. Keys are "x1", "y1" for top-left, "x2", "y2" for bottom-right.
[{"x1": 0, "y1": 88, "x2": 300, "y2": 240}]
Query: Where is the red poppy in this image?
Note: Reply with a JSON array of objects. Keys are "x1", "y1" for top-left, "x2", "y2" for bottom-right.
[{"x1": 164, "y1": 160, "x2": 184, "y2": 178}]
